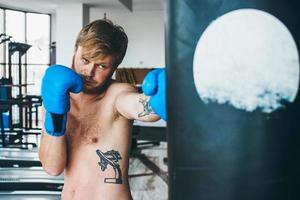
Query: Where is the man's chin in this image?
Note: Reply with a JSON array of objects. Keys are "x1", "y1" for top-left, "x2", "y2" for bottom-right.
[
  {"x1": 83, "y1": 85, "x2": 101, "y2": 94},
  {"x1": 82, "y1": 83, "x2": 108, "y2": 94},
  {"x1": 82, "y1": 79, "x2": 112, "y2": 94}
]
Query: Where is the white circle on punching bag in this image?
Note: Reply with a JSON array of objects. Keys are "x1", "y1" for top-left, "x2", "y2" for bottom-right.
[{"x1": 193, "y1": 9, "x2": 300, "y2": 113}]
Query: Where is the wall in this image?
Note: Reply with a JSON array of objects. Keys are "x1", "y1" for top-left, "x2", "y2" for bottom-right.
[
  {"x1": 88, "y1": 6, "x2": 165, "y2": 68},
  {"x1": 53, "y1": 3, "x2": 165, "y2": 68},
  {"x1": 55, "y1": 3, "x2": 89, "y2": 66},
  {"x1": 0, "y1": 1, "x2": 166, "y2": 68}
]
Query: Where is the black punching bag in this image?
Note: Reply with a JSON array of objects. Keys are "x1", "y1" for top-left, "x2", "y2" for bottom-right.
[{"x1": 166, "y1": 0, "x2": 300, "y2": 200}]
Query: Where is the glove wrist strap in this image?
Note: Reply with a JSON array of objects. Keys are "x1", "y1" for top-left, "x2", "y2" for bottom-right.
[{"x1": 44, "y1": 111, "x2": 67, "y2": 137}]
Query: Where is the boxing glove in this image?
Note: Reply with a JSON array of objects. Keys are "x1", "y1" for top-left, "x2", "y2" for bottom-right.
[
  {"x1": 41, "y1": 65, "x2": 83, "y2": 136},
  {"x1": 142, "y1": 68, "x2": 166, "y2": 120}
]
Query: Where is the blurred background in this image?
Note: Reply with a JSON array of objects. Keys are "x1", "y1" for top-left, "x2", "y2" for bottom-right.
[{"x1": 0, "y1": 1, "x2": 167, "y2": 199}]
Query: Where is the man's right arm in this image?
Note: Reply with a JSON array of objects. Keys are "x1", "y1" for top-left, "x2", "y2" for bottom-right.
[
  {"x1": 38, "y1": 107, "x2": 67, "y2": 176},
  {"x1": 38, "y1": 65, "x2": 83, "y2": 176},
  {"x1": 39, "y1": 134, "x2": 66, "y2": 176}
]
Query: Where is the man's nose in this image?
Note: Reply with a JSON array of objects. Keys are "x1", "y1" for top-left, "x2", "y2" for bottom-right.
[{"x1": 83, "y1": 63, "x2": 95, "y2": 77}]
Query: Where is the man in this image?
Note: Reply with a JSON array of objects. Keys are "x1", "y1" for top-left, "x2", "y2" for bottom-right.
[{"x1": 39, "y1": 19, "x2": 166, "y2": 200}]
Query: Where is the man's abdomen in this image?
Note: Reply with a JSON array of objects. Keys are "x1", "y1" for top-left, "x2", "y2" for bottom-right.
[{"x1": 62, "y1": 141, "x2": 132, "y2": 200}]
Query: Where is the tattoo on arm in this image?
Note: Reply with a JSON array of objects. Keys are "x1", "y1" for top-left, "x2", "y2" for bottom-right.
[
  {"x1": 96, "y1": 149, "x2": 123, "y2": 184},
  {"x1": 138, "y1": 96, "x2": 155, "y2": 118}
]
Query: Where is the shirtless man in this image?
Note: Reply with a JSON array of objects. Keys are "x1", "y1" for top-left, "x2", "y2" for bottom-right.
[{"x1": 38, "y1": 19, "x2": 166, "y2": 200}]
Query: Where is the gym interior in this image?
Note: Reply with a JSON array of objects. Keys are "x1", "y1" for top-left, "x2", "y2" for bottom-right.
[{"x1": 0, "y1": 0, "x2": 300, "y2": 200}]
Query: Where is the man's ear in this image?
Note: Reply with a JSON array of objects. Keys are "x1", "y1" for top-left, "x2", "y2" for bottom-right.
[
  {"x1": 73, "y1": 46, "x2": 78, "y2": 56},
  {"x1": 71, "y1": 54, "x2": 76, "y2": 70}
]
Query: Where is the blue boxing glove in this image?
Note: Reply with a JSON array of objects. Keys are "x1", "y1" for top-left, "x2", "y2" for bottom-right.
[
  {"x1": 142, "y1": 68, "x2": 166, "y2": 120},
  {"x1": 41, "y1": 65, "x2": 83, "y2": 136}
]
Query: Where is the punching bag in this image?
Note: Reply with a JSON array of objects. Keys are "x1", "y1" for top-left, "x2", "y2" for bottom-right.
[{"x1": 166, "y1": 0, "x2": 300, "y2": 200}]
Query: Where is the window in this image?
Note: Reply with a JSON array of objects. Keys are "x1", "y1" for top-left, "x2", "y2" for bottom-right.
[
  {"x1": 0, "y1": 8, "x2": 50, "y2": 95},
  {"x1": 26, "y1": 13, "x2": 50, "y2": 95},
  {"x1": 5, "y1": 10, "x2": 25, "y2": 43},
  {"x1": 26, "y1": 13, "x2": 50, "y2": 65},
  {"x1": 0, "y1": 9, "x2": 4, "y2": 75}
]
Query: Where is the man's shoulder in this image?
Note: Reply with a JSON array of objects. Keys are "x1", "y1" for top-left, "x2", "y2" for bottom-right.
[
  {"x1": 105, "y1": 81, "x2": 137, "y2": 120},
  {"x1": 107, "y1": 81, "x2": 136, "y2": 95}
]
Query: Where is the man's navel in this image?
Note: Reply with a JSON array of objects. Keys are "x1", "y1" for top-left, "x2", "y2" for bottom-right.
[{"x1": 91, "y1": 137, "x2": 98, "y2": 143}]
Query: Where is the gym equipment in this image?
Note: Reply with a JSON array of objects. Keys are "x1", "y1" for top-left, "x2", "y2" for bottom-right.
[
  {"x1": 0, "y1": 191, "x2": 61, "y2": 200},
  {"x1": 0, "y1": 167, "x2": 63, "y2": 191},
  {"x1": 0, "y1": 148, "x2": 41, "y2": 167},
  {"x1": 0, "y1": 35, "x2": 42, "y2": 148},
  {"x1": 166, "y1": 0, "x2": 300, "y2": 199},
  {"x1": 0, "y1": 157, "x2": 41, "y2": 167},
  {"x1": 0, "y1": 147, "x2": 38, "y2": 158},
  {"x1": 0, "y1": 97, "x2": 40, "y2": 148},
  {"x1": 7, "y1": 42, "x2": 32, "y2": 129},
  {"x1": 130, "y1": 121, "x2": 168, "y2": 184}
]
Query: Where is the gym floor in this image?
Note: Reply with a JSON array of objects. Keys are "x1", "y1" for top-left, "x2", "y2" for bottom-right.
[{"x1": 129, "y1": 142, "x2": 168, "y2": 200}]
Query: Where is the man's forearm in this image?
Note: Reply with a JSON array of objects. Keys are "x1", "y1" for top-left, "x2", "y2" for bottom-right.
[
  {"x1": 38, "y1": 132, "x2": 67, "y2": 176},
  {"x1": 137, "y1": 94, "x2": 160, "y2": 121}
]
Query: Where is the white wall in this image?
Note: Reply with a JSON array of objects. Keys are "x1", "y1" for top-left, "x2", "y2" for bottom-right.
[
  {"x1": 54, "y1": 3, "x2": 165, "y2": 68},
  {"x1": 89, "y1": 8, "x2": 165, "y2": 68},
  {"x1": 56, "y1": 3, "x2": 88, "y2": 66}
]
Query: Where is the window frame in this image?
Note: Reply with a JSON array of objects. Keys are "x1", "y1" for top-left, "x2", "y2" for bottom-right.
[
  {"x1": 0, "y1": 6, "x2": 52, "y2": 95},
  {"x1": 0, "y1": 6, "x2": 52, "y2": 66}
]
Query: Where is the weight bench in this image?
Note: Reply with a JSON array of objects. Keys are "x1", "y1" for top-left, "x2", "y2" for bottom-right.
[
  {"x1": 0, "y1": 167, "x2": 64, "y2": 191},
  {"x1": 0, "y1": 190, "x2": 61, "y2": 199}
]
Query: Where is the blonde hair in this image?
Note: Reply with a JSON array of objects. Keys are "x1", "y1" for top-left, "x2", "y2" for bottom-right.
[{"x1": 75, "y1": 19, "x2": 128, "y2": 67}]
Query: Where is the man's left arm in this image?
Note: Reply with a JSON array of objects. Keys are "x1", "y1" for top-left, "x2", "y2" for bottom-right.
[
  {"x1": 115, "y1": 69, "x2": 166, "y2": 122},
  {"x1": 115, "y1": 89, "x2": 160, "y2": 122}
]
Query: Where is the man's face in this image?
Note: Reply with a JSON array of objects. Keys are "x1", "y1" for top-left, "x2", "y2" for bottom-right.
[{"x1": 73, "y1": 46, "x2": 116, "y2": 93}]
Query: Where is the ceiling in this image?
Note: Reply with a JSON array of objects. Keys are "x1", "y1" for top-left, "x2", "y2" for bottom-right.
[{"x1": 0, "y1": 0, "x2": 164, "y2": 14}]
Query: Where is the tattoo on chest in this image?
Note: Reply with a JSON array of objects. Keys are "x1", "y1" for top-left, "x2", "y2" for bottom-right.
[
  {"x1": 96, "y1": 149, "x2": 122, "y2": 184},
  {"x1": 138, "y1": 97, "x2": 155, "y2": 117}
]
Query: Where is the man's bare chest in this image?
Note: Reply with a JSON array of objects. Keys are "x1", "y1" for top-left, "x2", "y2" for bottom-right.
[{"x1": 66, "y1": 103, "x2": 114, "y2": 145}]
